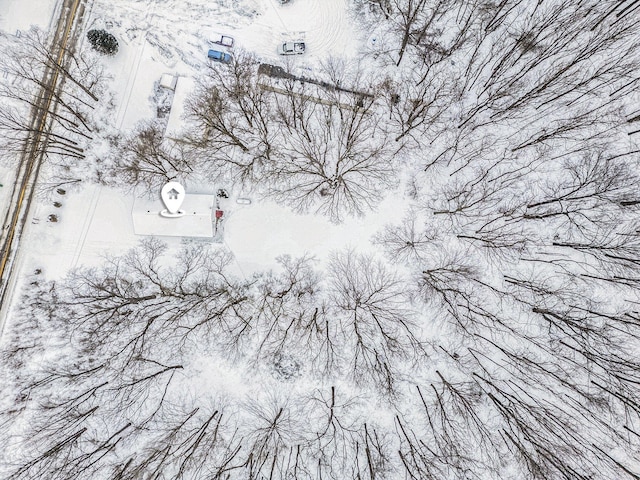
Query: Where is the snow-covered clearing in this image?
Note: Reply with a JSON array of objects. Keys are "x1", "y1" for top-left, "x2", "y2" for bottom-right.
[
  {"x1": 224, "y1": 193, "x2": 408, "y2": 276},
  {"x1": 24, "y1": 187, "x2": 138, "y2": 278},
  {"x1": 238, "y1": 0, "x2": 362, "y2": 59},
  {"x1": 0, "y1": 0, "x2": 58, "y2": 33},
  {"x1": 2, "y1": 0, "x2": 640, "y2": 479}
]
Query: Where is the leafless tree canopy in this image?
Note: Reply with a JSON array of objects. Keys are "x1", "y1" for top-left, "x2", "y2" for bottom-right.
[
  {"x1": 0, "y1": 241, "x2": 422, "y2": 479},
  {"x1": 0, "y1": 27, "x2": 111, "y2": 188},
  {"x1": 109, "y1": 121, "x2": 197, "y2": 192},
  {"x1": 3, "y1": 0, "x2": 640, "y2": 478},
  {"x1": 185, "y1": 52, "x2": 396, "y2": 222}
]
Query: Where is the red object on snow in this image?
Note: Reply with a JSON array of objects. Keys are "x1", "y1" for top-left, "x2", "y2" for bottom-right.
[{"x1": 215, "y1": 210, "x2": 224, "y2": 219}]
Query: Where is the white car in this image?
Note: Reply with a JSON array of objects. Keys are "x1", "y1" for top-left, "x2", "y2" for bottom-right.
[
  {"x1": 278, "y1": 41, "x2": 305, "y2": 55},
  {"x1": 208, "y1": 32, "x2": 234, "y2": 48}
]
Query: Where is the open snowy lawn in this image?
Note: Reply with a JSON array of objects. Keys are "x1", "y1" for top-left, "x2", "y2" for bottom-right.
[
  {"x1": 101, "y1": 36, "x2": 174, "y2": 130},
  {"x1": 0, "y1": 0, "x2": 58, "y2": 33},
  {"x1": 22, "y1": 186, "x2": 140, "y2": 279},
  {"x1": 237, "y1": 0, "x2": 363, "y2": 60},
  {"x1": 19, "y1": 181, "x2": 410, "y2": 282},
  {"x1": 224, "y1": 193, "x2": 409, "y2": 276}
]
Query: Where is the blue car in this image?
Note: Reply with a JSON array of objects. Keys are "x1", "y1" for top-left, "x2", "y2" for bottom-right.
[{"x1": 208, "y1": 49, "x2": 232, "y2": 64}]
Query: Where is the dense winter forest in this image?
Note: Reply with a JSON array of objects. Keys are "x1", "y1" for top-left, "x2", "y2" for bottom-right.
[{"x1": 1, "y1": 0, "x2": 640, "y2": 478}]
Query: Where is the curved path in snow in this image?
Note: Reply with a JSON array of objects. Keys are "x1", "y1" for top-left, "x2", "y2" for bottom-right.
[{"x1": 239, "y1": 0, "x2": 360, "y2": 60}]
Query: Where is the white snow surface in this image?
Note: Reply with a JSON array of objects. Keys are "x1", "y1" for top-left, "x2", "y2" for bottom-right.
[
  {"x1": 5, "y1": 1, "x2": 639, "y2": 479},
  {"x1": 0, "y1": 0, "x2": 57, "y2": 33},
  {"x1": 237, "y1": 0, "x2": 362, "y2": 60},
  {"x1": 164, "y1": 76, "x2": 195, "y2": 139},
  {"x1": 10, "y1": 0, "x2": 378, "y2": 282},
  {"x1": 25, "y1": 186, "x2": 139, "y2": 279},
  {"x1": 224, "y1": 194, "x2": 407, "y2": 276}
]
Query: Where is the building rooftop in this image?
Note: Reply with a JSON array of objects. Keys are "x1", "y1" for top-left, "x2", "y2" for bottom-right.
[{"x1": 132, "y1": 193, "x2": 215, "y2": 238}]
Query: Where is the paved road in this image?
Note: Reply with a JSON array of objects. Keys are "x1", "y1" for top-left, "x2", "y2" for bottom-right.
[{"x1": 0, "y1": 0, "x2": 87, "y2": 334}]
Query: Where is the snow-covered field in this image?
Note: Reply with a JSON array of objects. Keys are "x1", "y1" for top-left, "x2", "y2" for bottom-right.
[
  {"x1": 0, "y1": 0, "x2": 58, "y2": 33},
  {"x1": 237, "y1": 0, "x2": 362, "y2": 59},
  {"x1": 224, "y1": 193, "x2": 408, "y2": 275},
  {"x1": 2, "y1": 0, "x2": 640, "y2": 479}
]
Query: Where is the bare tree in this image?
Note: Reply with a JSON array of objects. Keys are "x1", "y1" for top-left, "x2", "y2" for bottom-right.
[
  {"x1": 272, "y1": 87, "x2": 395, "y2": 221},
  {"x1": 327, "y1": 250, "x2": 422, "y2": 396},
  {"x1": 249, "y1": 255, "x2": 338, "y2": 375},
  {"x1": 109, "y1": 121, "x2": 197, "y2": 191},
  {"x1": 380, "y1": 65, "x2": 452, "y2": 146},
  {"x1": 186, "y1": 55, "x2": 396, "y2": 222},
  {"x1": 185, "y1": 51, "x2": 276, "y2": 184},
  {"x1": 0, "y1": 28, "x2": 108, "y2": 164},
  {"x1": 373, "y1": 210, "x2": 436, "y2": 264}
]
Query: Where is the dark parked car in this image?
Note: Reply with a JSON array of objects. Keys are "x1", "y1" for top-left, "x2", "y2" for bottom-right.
[
  {"x1": 208, "y1": 49, "x2": 232, "y2": 63},
  {"x1": 208, "y1": 32, "x2": 234, "y2": 48}
]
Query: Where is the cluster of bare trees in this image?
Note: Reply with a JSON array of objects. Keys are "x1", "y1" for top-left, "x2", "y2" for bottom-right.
[
  {"x1": 349, "y1": 0, "x2": 640, "y2": 478},
  {"x1": 367, "y1": 0, "x2": 640, "y2": 168},
  {"x1": 371, "y1": 204, "x2": 640, "y2": 478},
  {"x1": 10, "y1": 230, "x2": 638, "y2": 479},
  {"x1": 365, "y1": 0, "x2": 640, "y2": 477},
  {"x1": 10, "y1": 232, "x2": 636, "y2": 479},
  {"x1": 0, "y1": 27, "x2": 110, "y2": 189},
  {"x1": 0, "y1": 240, "x2": 424, "y2": 479},
  {"x1": 3, "y1": 0, "x2": 640, "y2": 478},
  {"x1": 111, "y1": 53, "x2": 394, "y2": 221},
  {"x1": 176, "y1": 53, "x2": 396, "y2": 222}
]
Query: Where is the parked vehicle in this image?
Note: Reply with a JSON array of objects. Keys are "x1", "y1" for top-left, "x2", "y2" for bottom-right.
[
  {"x1": 278, "y1": 41, "x2": 305, "y2": 55},
  {"x1": 208, "y1": 49, "x2": 232, "y2": 63},
  {"x1": 208, "y1": 32, "x2": 234, "y2": 48}
]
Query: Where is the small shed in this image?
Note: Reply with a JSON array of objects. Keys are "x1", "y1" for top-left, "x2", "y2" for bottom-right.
[
  {"x1": 159, "y1": 73, "x2": 178, "y2": 91},
  {"x1": 132, "y1": 194, "x2": 215, "y2": 238}
]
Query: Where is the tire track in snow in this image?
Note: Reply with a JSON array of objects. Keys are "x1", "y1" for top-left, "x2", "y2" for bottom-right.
[
  {"x1": 303, "y1": 0, "x2": 351, "y2": 56},
  {"x1": 243, "y1": 0, "x2": 359, "y2": 60},
  {"x1": 114, "y1": 2, "x2": 156, "y2": 129},
  {"x1": 70, "y1": 185, "x2": 101, "y2": 270}
]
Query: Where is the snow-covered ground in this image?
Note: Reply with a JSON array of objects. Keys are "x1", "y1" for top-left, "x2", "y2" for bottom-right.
[
  {"x1": 21, "y1": 185, "x2": 409, "y2": 281},
  {"x1": 4, "y1": 0, "x2": 640, "y2": 479},
  {"x1": 0, "y1": 0, "x2": 58, "y2": 33},
  {"x1": 10, "y1": 0, "x2": 377, "y2": 284},
  {"x1": 237, "y1": 0, "x2": 362, "y2": 60},
  {"x1": 24, "y1": 186, "x2": 138, "y2": 278},
  {"x1": 224, "y1": 194, "x2": 407, "y2": 276}
]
